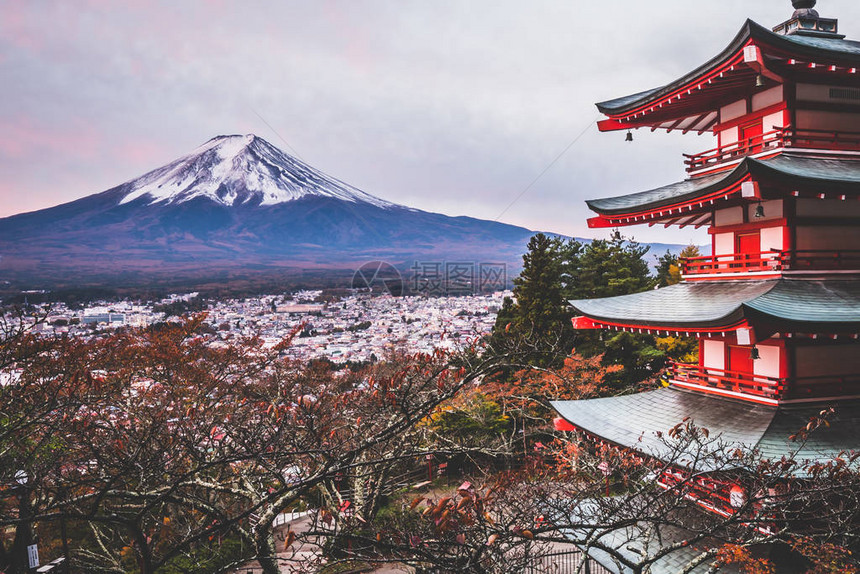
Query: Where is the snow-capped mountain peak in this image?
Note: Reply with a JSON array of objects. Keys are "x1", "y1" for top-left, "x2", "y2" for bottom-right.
[{"x1": 118, "y1": 134, "x2": 397, "y2": 209}]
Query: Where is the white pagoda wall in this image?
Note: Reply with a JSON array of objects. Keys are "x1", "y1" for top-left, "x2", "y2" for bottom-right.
[
  {"x1": 753, "y1": 86, "x2": 783, "y2": 112},
  {"x1": 753, "y1": 344, "x2": 781, "y2": 379},
  {"x1": 759, "y1": 227, "x2": 784, "y2": 252},
  {"x1": 702, "y1": 340, "x2": 725, "y2": 371}
]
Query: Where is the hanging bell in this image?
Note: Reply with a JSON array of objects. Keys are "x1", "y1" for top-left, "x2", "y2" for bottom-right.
[
  {"x1": 750, "y1": 346, "x2": 761, "y2": 360},
  {"x1": 755, "y1": 74, "x2": 766, "y2": 89},
  {"x1": 755, "y1": 202, "x2": 765, "y2": 218},
  {"x1": 625, "y1": 131, "x2": 634, "y2": 142}
]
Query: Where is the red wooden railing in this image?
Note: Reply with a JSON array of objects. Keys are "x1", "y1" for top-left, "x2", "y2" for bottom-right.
[
  {"x1": 787, "y1": 374, "x2": 860, "y2": 401},
  {"x1": 684, "y1": 127, "x2": 860, "y2": 174},
  {"x1": 778, "y1": 250, "x2": 860, "y2": 271},
  {"x1": 681, "y1": 250, "x2": 860, "y2": 276},
  {"x1": 684, "y1": 129, "x2": 784, "y2": 173},
  {"x1": 657, "y1": 468, "x2": 736, "y2": 517},
  {"x1": 670, "y1": 362, "x2": 784, "y2": 400},
  {"x1": 783, "y1": 127, "x2": 860, "y2": 152},
  {"x1": 681, "y1": 252, "x2": 781, "y2": 275},
  {"x1": 670, "y1": 362, "x2": 860, "y2": 402}
]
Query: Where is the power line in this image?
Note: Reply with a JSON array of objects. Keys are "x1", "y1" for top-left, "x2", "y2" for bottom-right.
[
  {"x1": 495, "y1": 115, "x2": 598, "y2": 222},
  {"x1": 251, "y1": 108, "x2": 305, "y2": 161}
]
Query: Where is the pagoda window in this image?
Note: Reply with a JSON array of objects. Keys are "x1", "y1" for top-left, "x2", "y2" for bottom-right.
[
  {"x1": 794, "y1": 83, "x2": 860, "y2": 147},
  {"x1": 796, "y1": 225, "x2": 860, "y2": 251},
  {"x1": 797, "y1": 83, "x2": 860, "y2": 105}
]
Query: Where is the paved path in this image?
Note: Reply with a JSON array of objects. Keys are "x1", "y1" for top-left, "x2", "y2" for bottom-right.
[{"x1": 232, "y1": 511, "x2": 415, "y2": 573}]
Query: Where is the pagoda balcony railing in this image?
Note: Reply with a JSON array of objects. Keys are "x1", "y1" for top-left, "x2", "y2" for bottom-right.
[
  {"x1": 670, "y1": 362, "x2": 860, "y2": 403},
  {"x1": 783, "y1": 127, "x2": 860, "y2": 152},
  {"x1": 780, "y1": 249, "x2": 860, "y2": 271},
  {"x1": 681, "y1": 250, "x2": 860, "y2": 276},
  {"x1": 670, "y1": 362, "x2": 784, "y2": 401},
  {"x1": 684, "y1": 129, "x2": 784, "y2": 174},
  {"x1": 683, "y1": 127, "x2": 860, "y2": 174},
  {"x1": 681, "y1": 251, "x2": 780, "y2": 276},
  {"x1": 785, "y1": 374, "x2": 860, "y2": 402}
]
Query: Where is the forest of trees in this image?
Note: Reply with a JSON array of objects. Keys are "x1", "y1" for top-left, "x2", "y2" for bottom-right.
[{"x1": 1, "y1": 235, "x2": 858, "y2": 573}]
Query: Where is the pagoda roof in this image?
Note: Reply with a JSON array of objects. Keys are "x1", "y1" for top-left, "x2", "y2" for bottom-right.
[
  {"x1": 586, "y1": 153, "x2": 860, "y2": 228},
  {"x1": 551, "y1": 387, "x2": 860, "y2": 473},
  {"x1": 570, "y1": 279, "x2": 860, "y2": 334},
  {"x1": 556, "y1": 503, "x2": 742, "y2": 574},
  {"x1": 597, "y1": 19, "x2": 860, "y2": 132}
]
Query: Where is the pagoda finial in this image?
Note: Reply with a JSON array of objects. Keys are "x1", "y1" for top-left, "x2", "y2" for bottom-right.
[
  {"x1": 774, "y1": 0, "x2": 839, "y2": 37},
  {"x1": 792, "y1": 0, "x2": 819, "y2": 19}
]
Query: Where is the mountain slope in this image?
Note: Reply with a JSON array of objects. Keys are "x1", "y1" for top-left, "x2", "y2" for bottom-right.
[
  {"x1": 118, "y1": 134, "x2": 397, "y2": 209},
  {"x1": 0, "y1": 135, "x2": 536, "y2": 287}
]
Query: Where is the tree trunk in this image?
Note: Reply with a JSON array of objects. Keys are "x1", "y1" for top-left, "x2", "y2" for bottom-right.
[{"x1": 255, "y1": 532, "x2": 280, "y2": 574}]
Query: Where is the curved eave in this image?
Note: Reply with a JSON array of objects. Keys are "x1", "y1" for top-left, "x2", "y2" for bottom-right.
[
  {"x1": 585, "y1": 163, "x2": 750, "y2": 229},
  {"x1": 742, "y1": 279, "x2": 860, "y2": 332},
  {"x1": 596, "y1": 20, "x2": 757, "y2": 117},
  {"x1": 570, "y1": 280, "x2": 774, "y2": 333},
  {"x1": 551, "y1": 388, "x2": 860, "y2": 473},
  {"x1": 551, "y1": 389, "x2": 777, "y2": 469},
  {"x1": 744, "y1": 155, "x2": 860, "y2": 193},
  {"x1": 586, "y1": 153, "x2": 860, "y2": 228},
  {"x1": 597, "y1": 20, "x2": 860, "y2": 131},
  {"x1": 570, "y1": 279, "x2": 860, "y2": 335}
]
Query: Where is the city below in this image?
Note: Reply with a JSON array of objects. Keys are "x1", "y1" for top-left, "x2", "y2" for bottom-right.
[{"x1": 8, "y1": 290, "x2": 507, "y2": 365}]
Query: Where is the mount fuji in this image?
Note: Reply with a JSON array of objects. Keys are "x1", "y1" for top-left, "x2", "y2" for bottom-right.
[{"x1": 0, "y1": 135, "x2": 536, "y2": 288}]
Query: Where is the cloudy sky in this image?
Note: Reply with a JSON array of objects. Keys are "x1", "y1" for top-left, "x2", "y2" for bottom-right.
[{"x1": 2, "y1": 0, "x2": 858, "y2": 244}]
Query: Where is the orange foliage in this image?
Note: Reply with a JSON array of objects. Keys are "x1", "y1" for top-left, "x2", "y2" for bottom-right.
[
  {"x1": 486, "y1": 351, "x2": 620, "y2": 416},
  {"x1": 715, "y1": 545, "x2": 775, "y2": 574},
  {"x1": 791, "y1": 537, "x2": 859, "y2": 574}
]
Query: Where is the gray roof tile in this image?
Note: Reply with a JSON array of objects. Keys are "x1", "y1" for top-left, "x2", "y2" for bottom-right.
[
  {"x1": 571, "y1": 279, "x2": 860, "y2": 330},
  {"x1": 598, "y1": 20, "x2": 860, "y2": 115},
  {"x1": 587, "y1": 154, "x2": 860, "y2": 215},
  {"x1": 551, "y1": 388, "x2": 860, "y2": 473}
]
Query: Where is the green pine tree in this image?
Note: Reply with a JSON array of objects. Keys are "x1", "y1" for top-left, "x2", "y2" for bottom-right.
[
  {"x1": 567, "y1": 230, "x2": 653, "y2": 300},
  {"x1": 566, "y1": 231, "x2": 665, "y2": 388},
  {"x1": 490, "y1": 234, "x2": 578, "y2": 367}
]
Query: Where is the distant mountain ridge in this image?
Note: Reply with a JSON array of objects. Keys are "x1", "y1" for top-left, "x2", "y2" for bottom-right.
[{"x1": 0, "y1": 135, "x2": 538, "y2": 288}]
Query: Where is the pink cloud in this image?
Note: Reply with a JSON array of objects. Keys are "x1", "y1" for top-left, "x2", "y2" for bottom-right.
[
  {"x1": 115, "y1": 139, "x2": 166, "y2": 165},
  {"x1": 0, "y1": 116, "x2": 102, "y2": 162},
  {"x1": 321, "y1": 1, "x2": 376, "y2": 75},
  {"x1": 0, "y1": 0, "x2": 46, "y2": 52}
]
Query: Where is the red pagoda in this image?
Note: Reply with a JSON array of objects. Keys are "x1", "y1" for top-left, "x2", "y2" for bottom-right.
[{"x1": 551, "y1": 0, "x2": 860, "y2": 538}]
